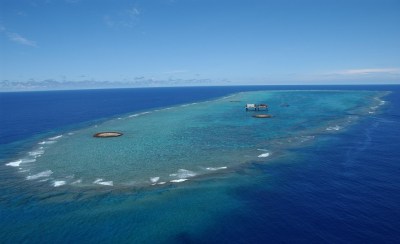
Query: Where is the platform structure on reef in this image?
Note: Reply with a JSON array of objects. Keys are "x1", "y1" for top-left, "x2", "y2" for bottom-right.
[{"x1": 245, "y1": 103, "x2": 269, "y2": 111}]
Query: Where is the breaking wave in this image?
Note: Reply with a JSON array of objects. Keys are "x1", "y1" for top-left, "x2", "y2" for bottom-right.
[
  {"x1": 6, "y1": 158, "x2": 36, "y2": 167},
  {"x1": 150, "y1": 177, "x2": 160, "y2": 183},
  {"x1": 206, "y1": 166, "x2": 227, "y2": 171},
  {"x1": 53, "y1": 180, "x2": 66, "y2": 187},
  {"x1": 169, "y1": 169, "x2": 197, "y2": 179},
  {"x1": 93, "y1": 178, "x2": 113, "y2": 186},
  {"x1": 49, "y1": 135, "x2": 63, "y2": 140},
  {"x1": 258, "y1": 152, "x2": 270, "y2": 158},
  {"x1": 26, "y1": 170, "x2": 53, "y2": 180},
  {"x1": 170, "y1": 179, "x2": 188, "y2": 183},
  {"x1": 326, "y1": 125, "x2": 341, "y2": 131}
]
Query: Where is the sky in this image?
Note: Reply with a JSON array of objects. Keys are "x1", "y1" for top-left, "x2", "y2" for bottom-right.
[{"x1": 0, "y1": 0, "x2": 399, "y2": 90}]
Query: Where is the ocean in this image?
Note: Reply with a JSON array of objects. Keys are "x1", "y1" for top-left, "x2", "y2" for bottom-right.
[{"x1": 0, "y1": 85, "x2": 399, "y2": 243}]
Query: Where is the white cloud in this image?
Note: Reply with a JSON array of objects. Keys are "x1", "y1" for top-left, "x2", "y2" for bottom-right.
[
  {"x1": 7, "y1": 32, "x2": 37, "y2": 47},
  {"x1": 0, "y1": 77, "x2": 225, "y2": 91},
  {"x1": 334, "y1": 68, "x2": 400, "y2": 76},
  {"x1": 127, "y1": 7, "x2": 140, "y2": 17},
  {"x1": 304, "y1": 67, "x2": 400, "y2": 83},
  {"x1": 0, "y1": 25, "x2": 37, "y2": 47},
  {"x1": 104, "y1": 6, "x2": 141, "y2": 28}
]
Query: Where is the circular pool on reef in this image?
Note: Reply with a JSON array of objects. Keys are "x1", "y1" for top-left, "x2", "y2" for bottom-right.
[{"x1": 93, "y1": 132, "x2": 123, "y2": 138}]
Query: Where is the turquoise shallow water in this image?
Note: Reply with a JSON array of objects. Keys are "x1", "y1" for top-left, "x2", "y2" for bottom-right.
[
  {"x1": 6, "y1": 90, "x2": 385, "y2": 189},
  {"x1": 2, "y1": 86, "x2": 400, "y2": 243}
]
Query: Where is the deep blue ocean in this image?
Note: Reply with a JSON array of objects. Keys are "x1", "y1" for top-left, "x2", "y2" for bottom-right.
[{"x1": 1, "y1": 85, "x2": 400, "y2": 243}]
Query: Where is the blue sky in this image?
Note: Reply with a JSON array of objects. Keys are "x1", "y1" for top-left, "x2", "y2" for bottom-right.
[{"x1": 0, "y1": 0, "x2": 399, "y2": 90}]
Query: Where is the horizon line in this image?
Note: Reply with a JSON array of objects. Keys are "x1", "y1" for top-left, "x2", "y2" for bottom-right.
[{"x1": 1, "y1": 83, "x2": 399, "y2": 93}]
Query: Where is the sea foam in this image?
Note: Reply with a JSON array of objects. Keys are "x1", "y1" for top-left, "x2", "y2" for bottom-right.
[
  {"x1": 326, "y1": 125, "x2": 341, "y2": 131},
  {"x1": 26, "y1": 170, "x2": 53, "y2": 180},
  {"x1": 49, "y1": 135, "x2": 63, "y2": 140},
  {"x1": 6, "y1": 160, "x2": 22, "y2": 167},
  {"x1": 71, "y1": 179, "x2": 82, "y2": 184},
  {"x1": 170, "y1": 169, "x2": 196, "y2": 178},
  {"x1": 170, "y1": 179, "x2": 188, "y2": 183},
  {"x1": 53, "y1": 180, "x2": 66, "y2": 187},
  {"x1": 206, "y1": 166, "x2": 227, "y2": 171},
  {"x1": 150, "y1": 177, "x2": 160, "y2": 183},
  {"x1": 38, "y1": 140, "x2": 56, "y2": 145},
  {"x1": 6, "y1": 158, "x2": 36, "y2": 167},
  {"x1": 93, "y1": 178, "x2": 103, "y2": 184},
  {"x1": 128, "y1": 111, "x2": 150, "y2": 117},
  {"x1": 258, "y1": 152, "x2": 270, "y2": 158},
  {"x1": 299, "y1": 136, "x2": 315, "y2": 143},
  {"x1": 28, "y1": 149, "x2": 45, "y2": 157},
  {"x1": 97, "y1": 181, "x2": 113, "y2": 186},
  {"x1": 93, "y1": 178, "x2": 113, "y2": 186}
]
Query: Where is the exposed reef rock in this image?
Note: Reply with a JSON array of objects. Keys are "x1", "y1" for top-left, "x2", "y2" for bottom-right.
[{"x1": 252, "y1": 114, "x2": 273, "y2": 118}]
